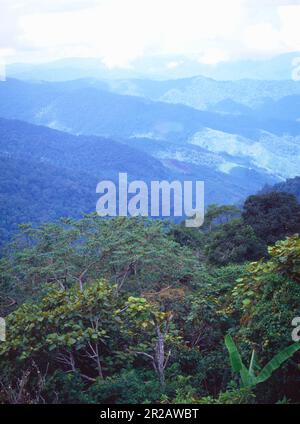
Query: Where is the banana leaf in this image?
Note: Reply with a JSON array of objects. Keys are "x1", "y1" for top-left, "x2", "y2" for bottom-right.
[
  {"x1": 256, "y1": 343, "x2": 300, "y2": 384},
  {"x1": 225, "y1": 335, "x2": 300, "y2": 388},
  {"x1": 225, "y1": 335, "x2": 254, "y2": 387}
]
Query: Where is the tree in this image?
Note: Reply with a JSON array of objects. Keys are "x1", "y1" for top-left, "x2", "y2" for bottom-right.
[
  {"x1": 122, "y1": 295, "x2": 180, "y2": 388},
  {"x1": 3, "y1": 215, "x2": 198, "y2": 301},
  {"x1": 205, "y1": 218, "x2": 267, "y2": 265},
  {"x1": 0, "y1": 280, "x2": 181, "y2": 393},
  {"x1": 231, "y1": 235, "x2": 300, "y2": 402},
  {"x1": 203, "y1": 204, "x2": 240, "y2": 232},
  {"x1": 242, "y1": 192, "x2": 300, "y2": 245},
  {"x1": 267, "y1": 234, "x2": 300, "y2": 282},
  {"x1": 169, "y1": 221, "x2": 205, "y2": 255},
  {"x1": 0, "y1": 281, "x2": 129, "y2": 383},
  {"x1": 232, "y1": 235, "x2": 300, "y2": 313}
]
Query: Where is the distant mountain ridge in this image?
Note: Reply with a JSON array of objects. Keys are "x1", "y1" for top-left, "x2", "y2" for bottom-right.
[
  {"x1": 0, "y1": 78, "x2": 299, "y2": 183},
  {"x1": 6, "y1": 52, "x2": 300, "y2": 81},
  {"x1": 261, "y1": 177, "x2": 300, "y2": 203},
  {"x1": 107, "y1": 76, "x2": 300, "y2": 112},
  {"x1": 1, "y1": 78, "x2": 300, "y2": 140}
]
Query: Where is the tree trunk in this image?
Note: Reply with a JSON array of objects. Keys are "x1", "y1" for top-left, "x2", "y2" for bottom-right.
[{"x1": 155, "y1": 325, "x2": 165, "y2": 388}]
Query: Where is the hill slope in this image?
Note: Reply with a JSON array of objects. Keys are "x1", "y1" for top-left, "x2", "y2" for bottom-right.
[
  {"x1": 0, "y1": 118, "x2": 279, "y2": 243},
  {"x1": 261, "y1": 177, "x2": 300, "y2": 203}
]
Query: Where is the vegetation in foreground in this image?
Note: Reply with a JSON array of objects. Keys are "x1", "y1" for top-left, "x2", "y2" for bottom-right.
[{"x1": 0, "y1": 191, "x2": 300, "y2": 404}]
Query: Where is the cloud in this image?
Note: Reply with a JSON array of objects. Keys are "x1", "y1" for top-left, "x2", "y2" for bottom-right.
[
  {"x1": 1, "y1": 0, "x2": 300, "y2": 66},
  {"x1": 9, "y1": 0, "x2": 101, "y2": 14}
]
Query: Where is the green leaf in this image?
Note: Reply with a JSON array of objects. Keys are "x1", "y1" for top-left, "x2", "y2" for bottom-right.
[
  {"x1": 255, "y1": 343, "x2": 300, "y2": 385},
  {"x1": 225, "y1": 335, "x2": 243, "y2": 373},
  {"x1": 225, "y1": 335, "x2": 255, "y2": 387}
]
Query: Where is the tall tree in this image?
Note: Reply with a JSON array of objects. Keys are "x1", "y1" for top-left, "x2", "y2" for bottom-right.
[{"x1": 243, "y1": 192, "x2": 300, "y2": 245}]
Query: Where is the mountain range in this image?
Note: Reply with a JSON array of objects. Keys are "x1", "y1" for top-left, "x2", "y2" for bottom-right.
[
  {"x1": 6, "y1": 52, "x2": 300, "y2": 81},
  {"x1": 0, "y1": 67, "x2": 299, "y2": 242},
  {"x1": 0, "y1": 78, "x2": 299, "y2": 182},
  {"x1": 0, "y1": 116, "x2": 279, "y2": 243}
]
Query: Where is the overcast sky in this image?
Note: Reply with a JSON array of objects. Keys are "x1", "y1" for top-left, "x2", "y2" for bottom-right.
[{"x1": 1, "y1": 0, "x2": 300, "y2": 67}]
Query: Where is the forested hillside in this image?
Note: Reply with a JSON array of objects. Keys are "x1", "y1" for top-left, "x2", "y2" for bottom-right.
[
  {"x1": 0, "y1": 192, "x2": 300, "y2": 404},
  {"x1": 0, "y1": 118, "x2": 167, "y2": 245},
  {"x1": 0, "y1": 117, "x2": 282, "y2": 247}
]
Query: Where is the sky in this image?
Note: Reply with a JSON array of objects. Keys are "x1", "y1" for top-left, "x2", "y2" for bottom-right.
[{"x1": 1, "y1": 0, "x2": 300, "y2": 68}]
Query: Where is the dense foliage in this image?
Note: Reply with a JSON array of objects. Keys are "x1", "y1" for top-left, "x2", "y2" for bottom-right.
[
  {"x1": 0, "y1": 190, "x2": 299, "y2": 404},
  {"x1": 243, "y1": 192, "x2": 300, "y2": 244}
]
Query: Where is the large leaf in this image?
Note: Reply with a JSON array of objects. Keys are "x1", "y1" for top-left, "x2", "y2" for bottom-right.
[
  {"x1": 256, "y1": 343, "x2": 300, "y2": 384},
  {"x1": 225, "y1": 335, "x2": 244, "y2": 373},
  {"x1": 240, "y1": 366, "x2": 255, "y2": 388},
  {"x1": 225, "y1": 335, "x2": 254, "y2": 387}
]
